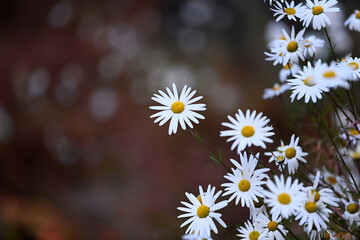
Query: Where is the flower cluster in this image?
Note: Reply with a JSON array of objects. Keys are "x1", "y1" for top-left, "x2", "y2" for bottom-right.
[{"x1": 149, "y1": 0, "x2": 360, "y2": 239}]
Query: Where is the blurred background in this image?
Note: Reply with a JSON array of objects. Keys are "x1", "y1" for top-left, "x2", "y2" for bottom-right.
[{"x1": 0, "y1": 0, "x2": 359, "y2": 239}]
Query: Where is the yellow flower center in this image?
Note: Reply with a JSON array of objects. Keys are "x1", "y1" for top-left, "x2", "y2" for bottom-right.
[
  {"x1": 273, "y1": 84, "x2": 281, "y2": 91},
  {"x1": 287, "y1": 41, "x2": 298, "y2": 52},
  {"x1": 312, "y1": 6, "x2": 323, "y2": 15},
  {"x1": 356, "y1": 11, "x2": 360, "y2": 19},
  {"x1": 323, "y1": 231, "x2": 330, "y2": 240},
  {"x1": 304, "y1": 40, "x2": 311, "y2": 48},
  {"x1": 347, "y1": 203, "x2": 359, "y2": 214},
  {"x1": 279, "y1": 36, "x2": 286, "y2": 40},
  {"x1": 304, "y1": 76, "x2": 315, "y2": 86},
  {"x1": 323, "y1": 70, "x2": 336, "y2": 78},
  {"x1": 305, "y1": 201, "x2": 317, "y2": 213},
  {"x1": 242, "y1": 125, "x2": 255, "y2": 138},
  {"x1": 171, "y1": 101, "x2": 185, "y2": 113},
  {"x1": 348, "y1": 62, "x2": 359, "y2": 70},
  {"x1": 277, "y1": 155, "x2": 285, "y2": 162},
  {"x1": 197, "y1": 205, "x2": 210, "y2": 218},
  {"x1": 238, "y1": 179, "x2": 251, "y2": 192},
  {"x1": 285, "y1": 8, "x2": 296, "y2": 15},
  {"x1": 285, "y1": 147, "x2": 296, "y2": 159},
  {"x1": 278, "y1": 193, "x2": 291, "y2": 205},
  {"x1": 249, "y1": 231, "x2": 260, "y2": 240},
  {"x1": 197, "y1": 195, "x2": 202, "y2": 204},
  {"x1": 311, "y1": 190, "x2": 320, "y2": 202},
  {"x1": 352, "y1": 151, "x2": 360, "y2": 160},
  {"x1": 350, "y1": 128, "x2": 359, "y2": 136},
  {"x1": 267, "y1": 221, "x2": 278, "y2": 231},
  {"x1": 327, "y1": 176, "x2": 337, "y2": 185},
  {"x1": 284, "y1": 63, "x2": 292, "y2": 70}
]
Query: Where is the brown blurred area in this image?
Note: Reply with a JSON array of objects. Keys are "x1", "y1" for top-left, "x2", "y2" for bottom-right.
[{"x1": 0, "y1": 0, "x2": 359, "y2": 239}]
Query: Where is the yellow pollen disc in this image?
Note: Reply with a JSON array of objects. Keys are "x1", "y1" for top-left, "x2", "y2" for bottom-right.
[
  {"x1": 197, "y1": 195, "x2": 202, "y2": 204},
  {"x1": 327, "y1": 176, "x2": 337, "y2": 185},
  {"x1": 304, "y1": 76, "x2": 315, "y2": 86},
  {"x1": 350, "y1": 128, "x2": 359, "y2": 136},
  {"x1": 171, "y1": 101, "x2": 185, "y2": 113},
  {"x1": 352, "y1": 151, "x2": 360, "y2": 160},
  {"x1": 279, "y1": 36, "x2": 286, "y2": 40},
  {"x1": 312, "y1": 6, "x2": 323, "y2": 15},
  {"x1": 273, "y1": 84, "x2": 281, "y2": 91},
  {"x1": 197, "y1": 205, "x2": 210, "y2": 218},
  {"x1": 238, "y1": 179, "x2": 251, "y2": 192},
  {"x1": 267, "y1": 221, "x2": 278, "y2": 231},
  {"x1": 285, "y1": 147, "x2": 296, "y2": 159},
  {"x1": 356, "y1": 11, "x2": 360, "y2": 19},
  {"x1": 305, "y1": 201, "x2": 317, "y2": 213},
  {"x1": 285, "y1": 8, "x2": 296, "y2": 15},
  {"x1": 278, "y1": 193, "x2": 291, "y2": 205},
  {"x1": 249, "y1": 231, "x2": 260, "y2": 240},
  {"x1": 348, "y1": 62, "x2": 359, "y2": 70},
  {"x1": 277, "y1": 155, "x2": 284, "y2": 162},
  {"x1": 284, "y1": 63, "x2": 292, "y2": 70},
  {"x1": 347, "y1": 203, "x2": 359, "y2": 214},
  {"x1": 323, "y1": 70, "x2": 336, "y2": 78},
  {"x1": 323, "y1": 231, "x2": 330, "y2": 240},
  {"x1": 304, "y1": 40, "x2": 311, "y2": 48},
  {"x1": 241, "y1": 125, "x2": 255, "y2": 138},
  {"x1": 287, "y1": 41, "x2": 298, "y2": 52},
  {"x1": 311, "y1": 190, "x2": 320, "y2": 202}
]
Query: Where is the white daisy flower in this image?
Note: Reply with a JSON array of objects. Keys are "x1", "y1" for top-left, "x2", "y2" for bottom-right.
[
  {"x1": 271, "y1": 0, "x2": 305, "y2": 22},
  {"x1": 340, "y1": 123, "x2": 360, "y2": 146},
  {"x1": 306, "y1": 171, "x2": 340, "y2": 208},
  {"x1": 271, "y1": 27, "x2": 307, "y2": 66},
  {"x1": 299, "y1": 0, "x2": 340, "y2": 30},
  {"x1": 288, "y1": 60, "x2": 330, "y2": 103},
  {"x1": 303, "y1": 35, "x2": 325, "y2": 58},
  {"x1": 345, "y1": 10, "x2": 360, "y2": 32},
  {"x1": 178, "y1": 185, "x2": 228, "y2": 237},
  {"x1": 222, "y1": 153, "x2": 269, "y2": 208},
  {"x1": 279, "y1": 63, "x2": 301, "y2": 82},
  {"x1": 338, "y1": 56, "x2": 360, "y2": 81},
  {"x1": 316, "y1": 167, "x2": 344, "y2": 194},
  {"x1": 295, "y1": 190, "x2": 332, "y2": 233},
  {"x1": 265, "y1": 150, "x2": 286, "y2": 171},
  {"x1": 278, "y1": 134, "x2": 308, "y2": 175},
  {"x1": 150, "y1": 83, "x2": 206, "y2": 135},
  {"x1": 255, "y1": 213, "x2": 288, "y2": 240},
  {"x1": 263, "y1": 175, "x2": 305, "y2": 219},
  {"x1": 263, "y1": 83, "x2": 290, "y2": 100},
  {"x1": 315, "y1": 61, "x2": 350, "y2": 90},
  {"x1": 264, "y1": 51, "x2": 284, "y2": 66},
  {"x1": 342, "y1": 196, "x2": 360, "y2": 226},
  {"x1": 237, "y1": 220, "x2": 266, "y2": 240},
  {"x1": 220, "y1": 109, "x2": 275, "y2": 153}
]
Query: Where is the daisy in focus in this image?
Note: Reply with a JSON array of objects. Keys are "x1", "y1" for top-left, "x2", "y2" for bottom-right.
[
  {"x1": 220, "y1": 109, "x2": 274, "y2": 153},
  {"x1": 345, "y1": 10, "x2": 360, "y2": 32},
  {"x1": 338, "y1": 56, "x2": 360, "y2": 81},
  {"x1": 237, "y1": 220, "x2": 266, "y2": 240},
  {"x1": 222, "y1": 153, "x2": 269, "y2": 207},
  {"x1": 288, "y1": 60, "x2": 330, "y2": 103},
  {"x1": 295, "y1": 189, "x2": 332, "y2": 232},
  {"x1": 278, "y1": 134, "x2": 308, "y2": 174},
  {"x1": 255, "y1": 213, "x2": 288, "y2": 240},
  {"x1": 268, "y1": 27, "x2": 307, "y2": 66},
  {"x1": 178, "y1": 185, "x2": 228, "y2": 237},
  {"x1": 150, "y1": 83, "x2": 206, "y2": 135},
  {"x1": 263, "y1": 175, "x2": 305, "y2": 219},
  {"x1": 270, "y1": 0, "x2": 305, "y2": 22},
  {"x1": 263, "y1": 83, "x2": 290, "y2": 100},
  {"x1": 299, "y1": 0, "x2": 340, "y2": 30}
]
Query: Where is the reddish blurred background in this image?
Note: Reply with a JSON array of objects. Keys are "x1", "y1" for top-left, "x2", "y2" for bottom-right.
[{"x1": 0, "y1": 0, "x2": 359, "y2": 239}]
